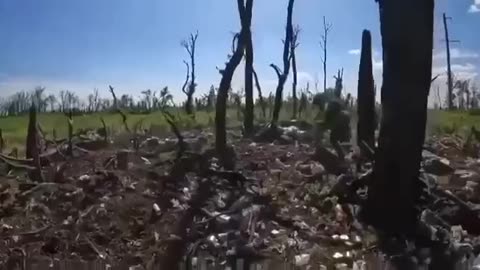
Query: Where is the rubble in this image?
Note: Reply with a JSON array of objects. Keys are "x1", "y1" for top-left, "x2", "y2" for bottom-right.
[{"x1": 1, "y1": 130, "x2": 480, "y2": 269}]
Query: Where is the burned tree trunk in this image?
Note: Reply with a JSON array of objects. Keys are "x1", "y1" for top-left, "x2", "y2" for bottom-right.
[
  {"x1": 253, "y1": 67, "x2": 267, "y2": 119},
  {"x1": 215, "y1": 0, "x2": 251, "y2": 168},
  {"x1": 108, "y1": 85, "x2": 118, "y2": 109},
  {"x1": 26, "y1": 105, "x2": 43, "y2": 182},
  {"x1": 271, "y1": 0, "x2": 295, "y2": 126},
  {"x1": 0, "y1": 129, "x2": 4, "y2": 153},
  {"x1": 243, "y1": 2, "x2": 254, "y2": 136},
  {"x1": 182, "y1": 32, "x2": 199, "y2": 116},
  {"x1": 357, "y1": 30, "x2": 376, "y2": 156},
  {"x1": 363, "y1": 0, "x2": 435, "y2": 236},
  {"x1": 291, "y1": 26, "x2": 300, "y2": 119}
]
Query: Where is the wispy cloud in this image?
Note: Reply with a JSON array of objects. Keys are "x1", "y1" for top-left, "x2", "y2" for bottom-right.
[
  {"x1": 433, "y1": 48, "x2": 480, "y2": 60},
  {"x1": 348, "y1": 49, "x2": 361, "y2": 55},
  {"x1": 348, "y1": 48, "x2": 383, "y2": 72},
  {"x1": 432, "y1": 63, "x2": 478, "y2": 80},
  {"x1": 469, "y1": 0, "x2": 480, "y2": 13}
]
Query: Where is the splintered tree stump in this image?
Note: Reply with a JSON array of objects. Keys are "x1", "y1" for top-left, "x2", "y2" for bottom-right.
[
  {"x1": 357, "y1": 29, "x2": 376, "y2": 159},
  {"x1": 26, "y1": 105, "x2": 43, "y2": 182},
  {"x1": 116, "y1": 150, "x2": 130, "y2": 170},
  {"x1": 0, "y1": 128, "x2": 4, "y2": 153}
]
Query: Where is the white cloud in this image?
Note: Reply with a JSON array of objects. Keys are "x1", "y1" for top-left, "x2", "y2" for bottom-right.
[
  {"x1": 432, "y1": 63, "x2": 478, "y2": 80},
  {"x1": 433, "y1": 48, "x2": 480, "y2": 60},
  {"x1": 348, "y1": 49, "x2": 361, "y2": 55},
  {"x1": 373, "y1": 58, "x2": 383, "y2": 71},
  {"x1": 469, "y1": 0, "x2": 480, "y2": 13}
]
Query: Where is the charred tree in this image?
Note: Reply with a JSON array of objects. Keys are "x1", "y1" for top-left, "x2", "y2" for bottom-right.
[
  {"x1": 319, "y1": 16, "x2": 332, "y2": 93},
  {"x1": 291, "y1": 25, "x2": 300, "y2": 119},
  {"x1": 0, "y1": 129, "x2": 4, "y2": 153},
  {"x1": 333, "y1": 68, "x2": 344, "y2": 98},
  {"x1": 182, "y1": 32, "x2": 199, "y2": 116},
  {"x1": 243, "y1": 1, "x2": 255, "y2": 136},
  {"x1": 108, "y1": 85, "x2": 118, "y2": 109},
  {"x1": 26, "y1": 105, "x2": 43, "y2": 182},
  {"x1": 215, "y1": 0, "x2": 252, "y2": 168},
  {"x1": 357, "y1": 30, "x2": 376, "y2": 156},
  {"x1": 253, "y1": 67, "x2": 267, "y2": 119},
  {"x1": 443, "y1": 13, "x2": 454, "y2": 110},
  {"x1": 271, "y1": 0, "x2": 295, "y2": 126},
  {"x1": 363, "y1": 0, "x2": 435, "y2": 236}
]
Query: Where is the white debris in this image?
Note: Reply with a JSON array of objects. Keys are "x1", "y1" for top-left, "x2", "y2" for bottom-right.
[
  {"x1": 295, "y1": 254, "x2": 311, "y2": 266},
  {"x1": 452, "y1": 225, "x2": 463, "y2": 242},
  {"x1": 79, "y1": 175, "x2": 90, "y2": 181},
  {"x1": 271, "y1": 229, "x2": 281, "y2": 235},
  {"x1": 141, "y1": 157, "x2": 151, "y2": 165},
  {"x1": 311, "y1": 162, "x2": 325, "y2": 175},
  {"x1": 153, "y1": 203, "x2": 161, "y2": 214},
  {"x1": 333, "y1": 252, "x2": 344, "y2": 259}
]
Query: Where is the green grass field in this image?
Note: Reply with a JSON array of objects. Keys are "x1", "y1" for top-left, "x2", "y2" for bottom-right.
[{"x1": 0, "y1": 108, "x2": 477, "y2": 152}]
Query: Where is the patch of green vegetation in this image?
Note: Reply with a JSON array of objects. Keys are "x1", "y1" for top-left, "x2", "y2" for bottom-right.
[
  {"x1": 428, "y1": 110, "x2": 480, "y2": 137},
  {"x1": 0, "y1": 110, "x2": 233, "y2": 151}
]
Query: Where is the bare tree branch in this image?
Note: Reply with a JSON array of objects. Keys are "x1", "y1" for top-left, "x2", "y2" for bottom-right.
[
  {"x1": 270, "y1": 64, "x2": 283, "y2": 79},
  {"x1": 182, "y1": 60, "x2": 190, "y2": 95}
]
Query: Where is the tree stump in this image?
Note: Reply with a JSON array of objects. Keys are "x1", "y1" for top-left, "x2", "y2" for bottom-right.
[{"x1": 117, "y1": 150, "x2": 130, "y2": 170}]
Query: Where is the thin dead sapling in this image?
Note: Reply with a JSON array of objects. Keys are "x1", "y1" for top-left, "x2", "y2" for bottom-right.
[
  {"x1": 319, "y1": 16, "x2": 332, "y2": 93},
  {"x1": 181, "y1": 31, "x2": 199, "y2": 116},
  {"x1": 252, "y1": 67, "x2": 267, "y2": 119},
  {"x1": 66, "y1": 110, "x2": 73, "y2": 156},
  {"x1": 243, "y1": 0, "x2": 255, "y2": 136},
  {"x1": 291, "y1": 25, "x2": 300, "y2": 119},
  {"x1": 271, "y1": 0, "x2": 295, "y2": 126}
]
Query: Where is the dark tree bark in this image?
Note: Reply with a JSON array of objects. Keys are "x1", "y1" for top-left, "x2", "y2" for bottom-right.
[
  {"x1": 271, "y1": 0, "x2": 295, "y2": 126},
  {"x1": 182, "y1": 32, "x2": 199, "y2": 116},
  {"x1": 215, "y1": 0, "x2": 252, "y2": 167},
  {"x1": 26, "y1": 105, "x2": 43, "y2": 182},
  {"x1": 363, "y1": 0, "x2": 435, "y2": 236},
  {"x1": 291, "y1": 26, "x2": 300, "y2": 119},
  {"x1": 0, "y1": 129, "x2": 4, "y2": 153},
  {"x1": 243, "y1": 0, "x2": 254, "y2": 136},
  {"x1": 443, "y1": 13, "x2": 454, "y2": 110},
  {"x1": 357, "y1": 30, "x2": 376, "y2": 156},
  {"x1": 108, "y1": 85, "x2": 118, "y2": 109},
  {"x1": 253, "y1": 67, "x2": 267, "y2": 119}
]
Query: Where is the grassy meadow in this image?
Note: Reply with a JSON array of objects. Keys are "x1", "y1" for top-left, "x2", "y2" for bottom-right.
[{"x1": 0, "y1": 108, "x2": 477, "y2": 152}]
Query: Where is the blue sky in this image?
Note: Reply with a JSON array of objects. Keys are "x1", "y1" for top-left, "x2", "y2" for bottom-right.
[{"x1": 0, "y1": 0, "x2": 479, "y2": 104}]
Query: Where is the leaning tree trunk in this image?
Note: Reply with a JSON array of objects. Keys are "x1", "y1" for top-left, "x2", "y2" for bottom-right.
[
  {"x1": 271, "y1": 0, "x2": 295, "y2": 126},
  {"x1": 363, "y1": 0, "x2": 434, "y2": 236},
  {"x1": 357, "y1": 29, "x2": 376, "y2": 157},
  {"x1": 291, "y1": 41, "x2": 298, "y2": 119},
  {"x1": 216, "y1": 0, "x2": 251, "y2": 168},
  {"x1": 185, "y1": 94, "x2": 194, "y2": 115},
  {"x1": 253, "y1": 68, "x2": 267, "y2": 119},
  {"x1": 243, "y1": 8, "x2": 254, "y2": 136}
]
